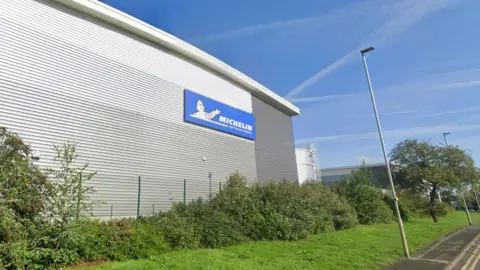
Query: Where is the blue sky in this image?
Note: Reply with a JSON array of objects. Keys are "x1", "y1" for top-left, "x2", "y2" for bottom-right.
[{"x1": 101, "y1": 0, "x2": 480, "y2": 168}]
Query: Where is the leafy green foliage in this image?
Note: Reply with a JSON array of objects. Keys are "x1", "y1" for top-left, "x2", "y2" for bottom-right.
[
  {"x1": 0, "y1": 127, "x2": 52, "y2": 219},
  {"x1": 212, "y1": 173, "x2": 357, "y2": 241},
  {"x1": 45, "y1": 141, "x2": 97, "y2": 224},
  {"x1": 0, "y1": 127, "x2": 102, "y2": 269},
  {"x1": 383, "y1": 195, "x2": 413, "y2": 221},
  {"x1": 73, "y1": 218, "x2": 169, "y2": 262},
  {"x1": 82, "y1": 211, "x2": 480, "y2": 270},
  {"x1": 2, "y1": 127, "x2": 468, "y2": 270},
  {"x1": 333, "y1": 167, "x2": 394, "y2": 225},
  {"x1": 299, "y1": 181, "x2": 358, "y2": 231},
  {"x1": 390, "y1": 139, "x2": 477, "y2": 222},
  {"x1": 159, "y1": 199, "x2": 246, "y2": 249}
]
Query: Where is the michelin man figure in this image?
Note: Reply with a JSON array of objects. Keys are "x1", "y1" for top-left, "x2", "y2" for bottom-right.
[{"x1": 191, "y1": 100, "x2": 221, "y2": 120}]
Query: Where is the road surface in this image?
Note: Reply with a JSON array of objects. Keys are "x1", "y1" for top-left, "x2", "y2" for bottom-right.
[{"x1": 389, "y1": 226, "x2": 480, "y2": 270}]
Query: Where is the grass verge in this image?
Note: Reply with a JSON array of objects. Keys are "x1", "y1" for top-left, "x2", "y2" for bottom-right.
[{"x1": 77, "y1": 211, "x2": 480, "y2": 270}]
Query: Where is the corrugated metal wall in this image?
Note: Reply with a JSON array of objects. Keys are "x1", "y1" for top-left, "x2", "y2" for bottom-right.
[
  {"x1": 0, "y1": 0, "x2": 257, "y2": 217},
  {"x1": 252, "y1": 96, "x2": 298, "y2": 182}
]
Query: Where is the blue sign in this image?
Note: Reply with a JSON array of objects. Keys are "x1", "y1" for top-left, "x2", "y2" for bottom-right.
[{"x1": 184, "y1": 90, "x2": 256, "y2": 140}]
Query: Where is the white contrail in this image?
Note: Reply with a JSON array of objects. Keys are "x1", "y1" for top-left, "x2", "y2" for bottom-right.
[
  {"x1": 284, "y1": 50, "x2": 357, "y2": 99},
  {"x1": 285, "y1": 0, "x2": 460, "y2": 100},
  {"x1": 417, "y1": 106, "x2": 480, "y2": 118},
  {"x1": 295, "y1": 123, "x2": 480, "y2": 144},
  {"x1": 289, "y1": 94, "x2": 346, "y2": 104},
  {"x1": 189, "y1": 0, "x2": 382, "y2": 44}
]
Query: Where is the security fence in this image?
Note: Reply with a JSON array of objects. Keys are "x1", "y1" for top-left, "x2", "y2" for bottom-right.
[{"x1": 84, "y1": 173, "x2": 230, "y2": 219}]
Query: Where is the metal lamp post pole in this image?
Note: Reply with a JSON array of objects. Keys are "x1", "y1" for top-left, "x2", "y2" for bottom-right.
[
  {"x1": 443, "y1": 132, "x2": 450, "y2": 147},
  {"x1": 443, "y1": 132, "x2": 472, "y2": 225},
  {"x1": 473, "y1": 189, "x2": 480, "y2": 212},
  {"x1": 361, "y1": 47, "x2": 410, "y2": 258}
]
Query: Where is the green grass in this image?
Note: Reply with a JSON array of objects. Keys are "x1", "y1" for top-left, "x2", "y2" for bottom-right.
[{"x1": 79, "y1": 211, "x2": 480, "y2": 270}]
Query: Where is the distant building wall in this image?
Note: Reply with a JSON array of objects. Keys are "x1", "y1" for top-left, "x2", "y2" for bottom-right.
[{"x1": 318, "y1": 163, "x2": 389, "y2": 188}]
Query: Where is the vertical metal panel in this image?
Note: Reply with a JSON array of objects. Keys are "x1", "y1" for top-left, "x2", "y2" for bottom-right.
[
  {"x1": 0, "y1": 0, "x2": 257, "y2": 217},
  {"x1": 252, "y1": 96, "x2": 298, "y2": 182}
]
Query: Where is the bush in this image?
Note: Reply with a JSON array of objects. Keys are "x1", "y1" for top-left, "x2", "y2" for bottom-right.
[
  {"x1": 334, "y1": 168, "x2": 394, "y2": 225},
  {"x1": 72, "y1": 218, "x2": 169, "y2": 263},
  {"x1": 300, "y1": 181, "x2": 358, "y2": 231},
  {"x1": 158, "y1": 199, "x2": 246, "y2": 249},
  {"x1": 383, "y1": 195, "x2": 413, "y2": 222},
  {"x1": 9, "y1": 127, "x2": 465, "y2": 268},
  {"x1": 211, "y1": 175, "x2": 314, "y2": 241},
  {"x1": 157, "y1": 209, "x2": 201, "y2": 249},
  {"x1": 211, "y1": 173, "x2": 358, "y2": 241}
]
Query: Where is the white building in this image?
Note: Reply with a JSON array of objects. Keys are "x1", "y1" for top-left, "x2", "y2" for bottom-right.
[
  {"x1": 295, "y1": 144, "x2": 319, "y2": 184},
  {"x1": 0, "y1": 0, "x2": 300, "y2": 217}
]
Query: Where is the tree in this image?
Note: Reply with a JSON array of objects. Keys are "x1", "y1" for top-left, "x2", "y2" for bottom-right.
[
  {"x1": 45, "y1": 141, "x2": 97, "y2": 224},
  {"x1": 389, "y1": 139, "x2": 477, "y2": 222}
]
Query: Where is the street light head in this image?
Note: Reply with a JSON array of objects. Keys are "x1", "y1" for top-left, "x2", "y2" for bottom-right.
[
  {"x1": 361, "y1": 47, "x2": 375, "y2": 54},
  {"x1": 443, "y1": 132, "x2": 451, "y2": 136}
]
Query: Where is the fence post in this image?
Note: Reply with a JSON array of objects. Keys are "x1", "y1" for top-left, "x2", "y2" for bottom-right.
[
  {"x1": 219, "y1": 182, "x2": 222, "y2": 193},
  {"x1": 183, "y1": 179, "x2": 186, "y2": 204},
  {"x1": 137, "y1": 176, "x2": 141, "y2": 217},
  {"x1": 110, "y1": 204, "x2": 113, "y2": 219},
  {"x1": 208, "y1": 172, "x2": 212, "y2": 200},
  {"x1": 76, "y1": 172, "x2": 83, "y2": 220}
]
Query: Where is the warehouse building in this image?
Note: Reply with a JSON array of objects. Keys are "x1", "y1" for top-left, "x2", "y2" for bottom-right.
[
  {"x1": 0, "y1": 0, "x2": 299, "y2": 217},
  {"x1": 319, "y1": 163, "x2": 389, "y2": 188}
]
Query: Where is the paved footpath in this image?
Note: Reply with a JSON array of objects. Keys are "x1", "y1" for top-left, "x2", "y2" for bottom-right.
[{"x1": 389, "y1": 225, "x2": 480, "y2": 270}]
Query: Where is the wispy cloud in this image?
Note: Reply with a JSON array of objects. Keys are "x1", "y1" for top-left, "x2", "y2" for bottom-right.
[
  {"x1": 349, "y1": 109, "x2": 420, "y2": 119},
  {"x1": 456, "y1": 113, "x2": 480, "y2": 124},
  {"x1": 290, "y1": 94, "x2": 347, "y2": 104},
  {"x1": 189, "y1": 0, "x2": 379, "y2": 44},
  {"x1": 296, "y1": 123, "x2": 480, "y2": 144},
  {"x1": 417, "y1": 107, "x2": 480, "y2": 118},
  {"x1": 285, "y1": 0, "x2": 460, "y2": 100},
  {"x1": 382, "y1": 110, "x2": 420, "y2": 116},
  {"x1": 436, "y1": 80, "x2": 480, "y2": 90}
]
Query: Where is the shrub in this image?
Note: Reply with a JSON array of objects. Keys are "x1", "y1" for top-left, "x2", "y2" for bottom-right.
[
  {"x1": 210, "y1": 173, "x2": 265, "y2": 240},
  {"x1": 300, "y1": 181, "x2": 358, "y2": 231},
  {"x1": 250, "y1": 181, "x2": 315, "y2": 240},
  {"x1": 435, "y1": 202, "x2": 451, "y2": 217},
  {"x1": 0, "y1": 127, "x2": 52, "y2": 219},
  {"x1": 334, "y1": 168, "x2": 394, "y2": 225},
  {"x1": 158, "y1": 209, "x2": 201, "y2": 249},
  {"x1": 123, "y1": 218, "x2": 170, "y2": 259},
  {"x1": 159, "y1": 199, "x2": 246, "y2": 249},
  {"x1": 383, "y1": 195, "x2": 413, "y2": 222},
  {"x1": 212, "y1": 173, "x2": 358, "y2": 241},
  {"x1": 211, "y1": 175, "x2": 313, "y2": 241},
  {"x1": 73, "y1": 218, "x2": 169, "y2": 262}
]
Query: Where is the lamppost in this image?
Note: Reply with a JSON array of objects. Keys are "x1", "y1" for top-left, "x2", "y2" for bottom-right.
[
  {"x1": 443, "y1": 132, "x2": 450, "y2": 146},
  {"x1": 443, "y1": 132, "x2": 472, "y2": 225},
  {"x1": 360, "y1": 47, "x2": 410, "y2": 258}
]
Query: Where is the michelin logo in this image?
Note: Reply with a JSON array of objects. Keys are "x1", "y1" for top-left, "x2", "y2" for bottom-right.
[
  {"x1": 191, "y1": 100, "x2": 253, "y2": 132},
  {"x1": 218, "y1": 115, "x2": 253, "y2": 132},
  {"x1": 191, "y1": 100, "x2": 221, "y2": 120}
]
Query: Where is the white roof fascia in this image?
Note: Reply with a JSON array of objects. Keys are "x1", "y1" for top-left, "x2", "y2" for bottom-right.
[{"x1": 51, "y1": 0, "x2": 300, "y2": 116}]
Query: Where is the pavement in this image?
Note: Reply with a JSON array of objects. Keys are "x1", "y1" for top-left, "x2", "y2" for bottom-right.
[{"x1": 388, "y1": 225, "x2": 480, "y2": 270}]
